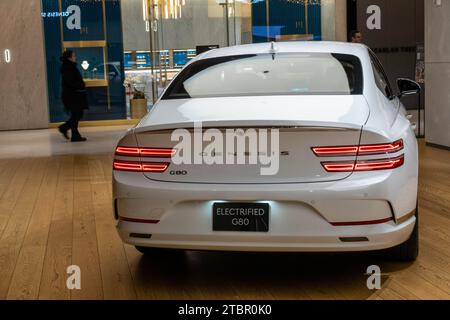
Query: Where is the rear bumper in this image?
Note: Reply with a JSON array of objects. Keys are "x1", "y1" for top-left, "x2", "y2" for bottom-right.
[
  {"x1": 117, "y1": 217, "x2": 415, "y2": 252},
  {"x1": 113, "y1": 169, "x2": 417, "y2": 252}
]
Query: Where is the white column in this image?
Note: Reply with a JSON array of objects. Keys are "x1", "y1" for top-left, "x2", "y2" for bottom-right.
[
  {"x1": 425, "y1": 0, "x2": 450, "y2": 148},
  {"x1": 0, "y1": 0, "x2": 49, "y2": 130}
]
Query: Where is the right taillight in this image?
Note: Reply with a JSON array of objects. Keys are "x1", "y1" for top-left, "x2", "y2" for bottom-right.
[
  {"x1": 322, "y1": 155, "x2": 404, "y2": 172},
  {"x1": 313, "y1": 140, "x2": 405, "y2": 173},
  {"x1": 312, "y1": 140, "x2": 404, "y2": 157}
]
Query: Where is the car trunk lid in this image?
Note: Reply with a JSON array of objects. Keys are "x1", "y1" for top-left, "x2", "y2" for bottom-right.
[{"x1": 134, "y1": 95, "x2": 369, "y2": 184}]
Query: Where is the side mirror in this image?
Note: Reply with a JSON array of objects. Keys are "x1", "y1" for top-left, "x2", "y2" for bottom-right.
[{"x1": 397, "y1": 78, "x2": 421, "y2": 98}]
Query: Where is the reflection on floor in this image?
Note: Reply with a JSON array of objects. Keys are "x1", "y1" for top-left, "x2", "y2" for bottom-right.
[
  {"x1": 0, "y1": 125, "x2": 133, "y2": 159},
  {"x1": 0, "y1": 127, "x2": 449, "y2": 300}
]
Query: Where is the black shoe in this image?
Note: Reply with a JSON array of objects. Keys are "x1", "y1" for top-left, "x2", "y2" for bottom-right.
[
  {"x1": 71, "y1": 137, "x2": 87, "y2": 142},
  {"x1": 58, "y1": 126, "x2": 70, "y2": 140}
]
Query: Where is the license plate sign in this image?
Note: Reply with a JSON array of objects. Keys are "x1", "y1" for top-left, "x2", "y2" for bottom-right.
[{"x1": 213, "y1": 203, "x2": 270, "y2": 232}]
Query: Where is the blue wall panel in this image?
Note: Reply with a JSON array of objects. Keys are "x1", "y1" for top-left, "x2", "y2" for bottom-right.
[
  {"x1": 42, "y1": 0, "x2": 126, "y2": 123},
  {"x1": 42, "y1": 0, "x2": 65, "y2": 122},
  {"x1": 62, "y1": 0, "x2": 105, "y2": 41},
  {"x1": 251, "y1": 1, "x2": 268, "y2": 43},
  {"x1": 308, "y1": 3, "x2": 322, "y2": 40},
  {"x1": 252, "y1": 0, "x2": 322, "y2": 42},
  {"x1": 105, "y1": 0, "x2": 126, "y2": 120},
  {"x1": 269, "y1": 0, "x2": 306, "y2": 36}
]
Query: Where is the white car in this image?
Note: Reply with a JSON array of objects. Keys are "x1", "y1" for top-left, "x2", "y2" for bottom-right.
[{"x1": 113, "y1": 42, "x2": 420, "y2": 261}]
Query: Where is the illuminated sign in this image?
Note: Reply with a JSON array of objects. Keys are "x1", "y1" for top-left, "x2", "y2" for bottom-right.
[
  {"x1": 41, "y1": 4, "x2": 82, "y2": 32},
  {"x1": 4, "y1": 49, "x2": 11, "y2": 63},
  {"x1": 41, "y1": 11, "x2": 70, "y2": 18},
  {"x1": 81, "y1": 60, "x2": 90, "y2": 70},
  {"x1": 0, "y1": 49, "x2": 12, "y2": 64}
]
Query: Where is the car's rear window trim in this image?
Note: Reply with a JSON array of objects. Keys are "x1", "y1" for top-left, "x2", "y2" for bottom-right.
[{"x1": 162, "y1": 53, "x2": 364, "y2": 100}]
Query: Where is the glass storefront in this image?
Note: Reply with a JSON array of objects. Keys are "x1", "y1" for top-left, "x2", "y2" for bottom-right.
[
  {"x1": 41, "y1": 0, "x2": 337, "y2": 123},
  {"x1": 42, "y1": 0, "x2": 126, "y2": 122}
]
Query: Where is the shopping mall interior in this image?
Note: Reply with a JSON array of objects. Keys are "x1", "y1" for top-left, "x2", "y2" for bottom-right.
[{"x1": 0, "y1": 0, "x2": 449, "y2": 302}]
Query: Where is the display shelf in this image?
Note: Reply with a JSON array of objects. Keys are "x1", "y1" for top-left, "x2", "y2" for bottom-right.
[
  {"x1": 64, "y1": 46, "x2": 108, "y2": 84},
  {"x1": 124, "y1": 49, "x2": 196, "y2": 70}
]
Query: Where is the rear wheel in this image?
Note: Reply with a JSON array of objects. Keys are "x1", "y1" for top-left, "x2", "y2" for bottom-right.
[{"x1": 385, "y1": 206, "x2": 419, "y2": 261}]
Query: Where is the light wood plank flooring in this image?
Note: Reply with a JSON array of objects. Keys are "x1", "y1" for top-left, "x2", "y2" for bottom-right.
[{"x1": 0, "y1": 140, "x2": 449, "y2": 300}]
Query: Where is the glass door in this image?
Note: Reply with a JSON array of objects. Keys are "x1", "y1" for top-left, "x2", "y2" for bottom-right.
[
  {"x1": 122, "y1": 0, "x2": 253, "y2": 110},
  {"x1": 150, "y1": 0, "x2": 253, "y2": 102},
  {"x1": 42, "y1": 0, "x2": 127, "y2": 123}
]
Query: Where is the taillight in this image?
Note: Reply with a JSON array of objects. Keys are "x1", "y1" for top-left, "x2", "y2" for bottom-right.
[
  {"x1": 113, "y1": 160, "x2": 169, "y2": 173},
  {"x1": 322, "y1": 155, "x2": 404, "y2": 172},
  {"x1": 115, "y1": 147, "x2": 140, "y2": 156},
  {"x1": 114, "y1": 146, "x2": 175, "y2": 173},
  {"x1": 115, "y1": 147, "x2": 176, "y2": 158},
  {"x1": 358, "y1": 140, "x2": 403, "y2": 155},
  {"x1": 312, "y1": 140, "x2": 404, "y2": 157},
  {"x1": 140, "y1": 148, "x2": 176, "y2": 157},
  {"x1": 312, "y1": 140, "x2": 405, "y2": 173},
  {"x1": 113, "y1": 161, "x2": 142, "y2": 172}
]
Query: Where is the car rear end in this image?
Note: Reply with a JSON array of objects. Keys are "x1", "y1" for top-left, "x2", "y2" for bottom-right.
[{"x1": 112, "y1": 43, "x2": 418, "y2": 253}]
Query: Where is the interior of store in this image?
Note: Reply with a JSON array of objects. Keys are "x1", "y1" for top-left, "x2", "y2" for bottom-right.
[
  {"x1": 1, "y1": 0, "x2": 450, "y2": 302},
  {"x1": 40, "y1": 0, "x2": 342, "y2": 122},
  {"x1": 119, "y1": 0, "x2": 340, "y2": 114}
]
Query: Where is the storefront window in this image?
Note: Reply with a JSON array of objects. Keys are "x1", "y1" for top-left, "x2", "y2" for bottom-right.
[
  {"x1": 41, "y1": 0, "x2": 336, "y2": 123},
  {"x1": 42, "y1": 0, "x2": 126, "y2": 122}
]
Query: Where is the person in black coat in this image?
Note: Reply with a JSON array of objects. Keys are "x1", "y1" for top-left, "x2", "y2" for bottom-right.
[{"x1": 58, "y1": 50, "x2": 88, "y2": 142}]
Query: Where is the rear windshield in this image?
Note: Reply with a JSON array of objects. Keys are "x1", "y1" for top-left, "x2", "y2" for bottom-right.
[{"x1": 162, "y1": 53, "x2": 363, "y2": 100}]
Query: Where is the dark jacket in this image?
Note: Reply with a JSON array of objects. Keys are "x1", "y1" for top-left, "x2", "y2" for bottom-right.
[{"x1": 61, "y1": 59, "x2": 88, "y2": 112}]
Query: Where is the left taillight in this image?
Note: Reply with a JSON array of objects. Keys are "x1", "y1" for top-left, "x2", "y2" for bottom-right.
[
  {"x1": 113, "y1": 146, "x2": 174, "y2": 173},
  {"x1": 115, "y1": 147, "x2": 176, "y2": 158},
  {"x1": 113, "y1": 161, "x2": 169, "y2": 173}
]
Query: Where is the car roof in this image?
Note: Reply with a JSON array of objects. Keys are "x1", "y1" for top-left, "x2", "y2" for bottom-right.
[{"x1": 195, "y1": 41, "x2": 369, "y2": 61}]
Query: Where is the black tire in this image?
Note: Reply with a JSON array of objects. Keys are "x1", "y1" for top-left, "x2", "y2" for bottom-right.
[{"x1": 385, "y1": 207, "x2": 419, "y2": 261}]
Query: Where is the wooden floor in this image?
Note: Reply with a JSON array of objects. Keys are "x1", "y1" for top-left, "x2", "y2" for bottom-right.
[{"x1": 0, "y1": 140, "x2": 449, "y2": 300}]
